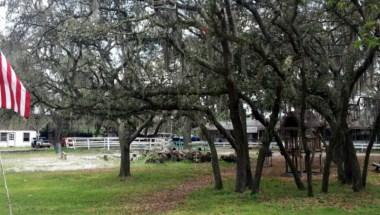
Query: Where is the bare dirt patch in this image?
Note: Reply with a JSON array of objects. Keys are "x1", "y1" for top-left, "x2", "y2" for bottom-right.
[
  {"x1": 2, "y1": 152, "x2": 120, "y2": 172},
  {"x1": 257, "y1": 152, "x2": 380, "y2": 178},
  {"x1": 133, "y1": 152, "x2": 380, "y2": 214},
  {"x1": 134, "y1": 168, "x2": 235, "y2": 215}
]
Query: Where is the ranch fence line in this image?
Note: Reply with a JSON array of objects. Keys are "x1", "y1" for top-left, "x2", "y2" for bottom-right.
[
  {"x1": 64, "y1": 137, "x2": 380, "y2": 152},
  {"x1": 65, "y1": 137, "x2": 166, "y2": 151},
  {"x1": 64, "y1": 137, "x2": 268, "y2": 151}
]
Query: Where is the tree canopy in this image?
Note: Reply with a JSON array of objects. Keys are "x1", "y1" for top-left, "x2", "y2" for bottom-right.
[{"x1": 2, "y1": 0, "x2": 380, "y2": 195}]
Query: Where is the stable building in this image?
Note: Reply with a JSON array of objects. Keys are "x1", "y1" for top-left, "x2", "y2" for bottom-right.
[
  {"x1": 206, "y1": 118, "x2": 265, "y2": 143},
  {"x1": 0, "y1": 130, "x2": 37, "y2": 147}
]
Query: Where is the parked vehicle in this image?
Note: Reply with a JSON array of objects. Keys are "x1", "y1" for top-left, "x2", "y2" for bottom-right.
[
  {"x1": 31, "y1": 137, "x2": 51, "y2": 148},
  {"x1": 60, "y1": 137, "x2": 70, "y2": 147}
]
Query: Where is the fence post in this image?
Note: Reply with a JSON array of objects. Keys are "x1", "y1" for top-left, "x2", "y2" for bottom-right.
[
  {"x1": 73, "y1": 138, "x2": 76, "y2": 150},
  {"x1": 87, "y1": 138, "x2": 90, "y2": 150},
  {"x1": 107, "y1": 137, "x2": 110, "y2": 151}
]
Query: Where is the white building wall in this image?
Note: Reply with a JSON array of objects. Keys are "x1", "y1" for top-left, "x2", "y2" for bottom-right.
[{"x1": 0, "y1": 130, "x2": 37, "y2": 147}]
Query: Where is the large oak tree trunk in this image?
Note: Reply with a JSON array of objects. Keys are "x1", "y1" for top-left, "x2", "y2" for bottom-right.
[
  {"x1": 299, "y1": 66, "x2": 313, "y2": 197},
  {"x1": 241, "y1": 105, "x2": 253, "y2": 189},
  {"x1": 323, "y1": 119, "x2": 363, "y2": 192},
  {"x1": 200, "y1": 124, "x2": 223, "y2": 190},
  {"x1": 183, "y1": 118, "x2": 192, "y2": 150},
  {"x1": 225, "y1": 80, "x2": 252, "y2": 192},
  {"x1": 252, "y1": 131, "x2": 271, "y2": 193},
  {"x1": 245, "y1": 144, "x2": 253, "y2": 189},
  {"x1": 218, "y1": 1, "x2": 253, "y2": 192},
  {"x1": 304, "y1": 148, "x2": 313, "y2": 196},
  {"x1": 253, "y1": 131, "x2": 306, "y2": 193},
  {"x1": 252, "y1": 82, "x2": 304, "y2": 193},
  {"x1": 301, "y1": 125, "x2": 314, "y2": 196},
  {"x1": 235, "y1": 147, "x2": 249, "y2": 192},
  {"x1": 118, "y1": 116, "x2": 154, "y2": 179},
  {"x1": 322, "y1": 143, "x2": 333, "y2": 193},
  {"x1": 362, "y1": 112, "x2": 380, "y2": 187},
  {"x1": 232, "y1": 121, "x2": 253, "y2": 193},
  {"x1": 274, "y1": 134, "x2": 305, "y2": 190},
  {"x1": 118, "y1": 121, "x2": 132, "y2": 178},
  {"x1": 345, "y1": 136, "x2": 362, "y2": 191},
  {"x1": 227, "y1": 96, "x2": 252, "y2": 192},
  {"x1": 322, "y1": 123, "x2": 344, "y2": 192},
  {"x1": 338, "y1": 121, "x2": 362, "y2": 191},
  {"x1": 240, "y1": 91, "x2": 304, "y2": 191},
  {"x1": 119, "y1": 142, "x2": 131, "y2": 178}
]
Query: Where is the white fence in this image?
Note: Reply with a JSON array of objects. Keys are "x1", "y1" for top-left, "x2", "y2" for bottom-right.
[
  {"x1": 189, "y1": 141, "x2": 276, "y2": 150},
  {"x1": 65, "y1": 137, "x2": 168, "y2": 151},
  {"x1": 191, "y1": 141, "x2": 380, "y2": 152},
  {"x1": 64, "y1": 137, "x2": 380, "y2": 152},
  {"x1": 352, "y1": 141, "x2": 380, "y2": 152}
]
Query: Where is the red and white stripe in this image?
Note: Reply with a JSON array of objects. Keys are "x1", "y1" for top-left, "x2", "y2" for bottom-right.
[{"x1": 0, "y1": 52, "x2": 30, "y2": 119}]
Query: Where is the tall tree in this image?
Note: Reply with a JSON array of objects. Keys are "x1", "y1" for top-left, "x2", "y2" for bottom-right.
[
  {"x1": 118, "y1": 115, "x2": 154, "y2": 178},
  {"x1": 236, "y1": 0, "x2": 379, "y2": 192}
]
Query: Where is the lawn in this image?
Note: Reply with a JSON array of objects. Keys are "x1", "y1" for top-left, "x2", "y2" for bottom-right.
[
  {"x1": 0, "y1": 161, "x2": 379, "y2": 215},
  {"x1": 168, "y1": 175, "x2": 380, "y2": 215},
  {"x1": 0, "y1": 162, "x2": 213, "y2": 215}
]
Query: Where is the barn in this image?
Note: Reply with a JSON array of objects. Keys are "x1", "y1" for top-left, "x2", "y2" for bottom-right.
[{"x1": 205, "y1": 118, "x2": 265, "y2": 143}]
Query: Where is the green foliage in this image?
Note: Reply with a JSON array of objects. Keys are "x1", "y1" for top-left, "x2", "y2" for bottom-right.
[
  {"x1": 326, "y1": 0, "x2": 335, "y2": 9},
  {"x1": 326, "y1": 0, "x2": 351, "y2": 11},
  {"x1": 356, "y1": 20, "x2": 380, "y2": 49}
]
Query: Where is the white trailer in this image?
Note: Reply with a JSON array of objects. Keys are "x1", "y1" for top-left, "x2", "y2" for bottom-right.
[{"x1": 0, "y1": 130, "x2": 37, "y2": 147}]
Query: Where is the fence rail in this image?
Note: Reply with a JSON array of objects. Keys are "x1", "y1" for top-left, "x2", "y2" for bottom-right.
[
  {"x1": 352, "y1": 141, "x2": 380, "y2": 152},
  {"x1": 189, "y1": 141, "x2": 277, "y2": 150},
  {"x1": 190, "y1": 141, "x2": 380, "y2": 152},
  {"x1": 64, "y1": 137, "x2": 380, "y2": 152},
  {"x1": 65, "y1": 137, "x2": 168, "y2": 151}
]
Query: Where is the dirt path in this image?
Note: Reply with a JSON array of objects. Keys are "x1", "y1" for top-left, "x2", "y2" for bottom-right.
[
  {"x1": 135, "y1": 168, "x2": 235, "y2": 215},
  {"x1": 135, "y1": 156, "x2": 290, "y2": 215},
  {"x1": 134, "y1": 153, "x2": 380, "y2": 214}
]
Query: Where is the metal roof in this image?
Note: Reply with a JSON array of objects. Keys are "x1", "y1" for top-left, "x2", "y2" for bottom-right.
[{"x1": 206, "y1": 118, "x2": 265, "y2": 133}]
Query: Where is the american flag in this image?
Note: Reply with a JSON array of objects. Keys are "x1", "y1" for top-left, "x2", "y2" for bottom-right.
[{"x1": 0, "y1": 51, "x2": 30, "y2": 119}]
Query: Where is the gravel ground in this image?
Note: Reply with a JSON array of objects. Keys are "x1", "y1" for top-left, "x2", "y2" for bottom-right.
[
  {"x1": 1, "y1": 152, "x2": 121, "y2": 172},
  {"x1": 1, "y1": 148, "x2": 379, "y2": 173}
]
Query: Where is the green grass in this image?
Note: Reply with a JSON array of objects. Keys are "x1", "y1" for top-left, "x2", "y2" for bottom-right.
[
  {"x1": 0, "y1": 162, "x2": 212, "y2": 215},
  {"x1": 168, "y1": 174, "x2": 380, "y2": 215},
  {"x1": 0, "y1": 161, "x2": 379, "y2": 215}
]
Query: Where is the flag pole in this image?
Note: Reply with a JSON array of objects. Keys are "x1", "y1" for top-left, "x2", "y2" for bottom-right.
[
  {"x1": 0, "y1": 51, "x2": 32, "y2": 119},
  {"x1": 0, "y1": 50, "x2": 31, "y2": 215},
  {"x1": 0, "y1": 151, "x2": 13, "y2": 215}
]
